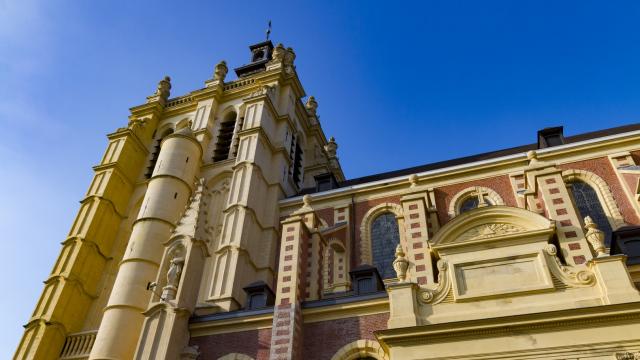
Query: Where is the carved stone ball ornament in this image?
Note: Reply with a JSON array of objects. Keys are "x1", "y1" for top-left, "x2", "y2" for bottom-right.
[
  {"x1": 213, "y1": 60, "x2": 228, "y2": 82},
  {"x1": 392, "y1": 244, "x2": 409, "y2": 282},
  {"x1": 584, "y1": 216, "x2": 607, "y2": 257}
]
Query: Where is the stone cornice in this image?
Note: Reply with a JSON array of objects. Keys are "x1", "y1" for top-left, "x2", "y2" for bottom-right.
[
  {"x1": 375, "y1": 301, "x2": 640, "y2": 348},
  {"x1": 280, "y1": 130, "x2": 640, "y2": 211}
]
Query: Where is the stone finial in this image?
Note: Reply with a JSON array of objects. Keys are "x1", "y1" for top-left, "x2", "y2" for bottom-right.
[
  {"x1": 392, "y1": 244, "x2": 409, "y2": 282},
  {"x1": 526, "y1": 150, "x2": 538, "y2": 165},
  {"x1": 305, "y1": 96, "x2": 318, "y2": 115},
  {"x1": 272, "y1": 43, "x2": 286, "y2": 62},
  {"x1": 584, "y1": 216, "x2": 607, "y2": 257},
  {"x1": 303, "y1": 195, "x2": 312, "y2": 207},
  {"x1": 324, "y1": 137, "x2": 338, "y2": 158},
  {"x1": 213, "y1": 60, "x2": 228, "y2": 82},
  {"x1": 408, "y1": 174, "x2": 418, "y2": 187}
]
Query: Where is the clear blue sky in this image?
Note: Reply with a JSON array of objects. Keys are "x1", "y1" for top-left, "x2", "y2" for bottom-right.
[{"x1": 2, "y1": 0, "x2": 640, "y2": 356}]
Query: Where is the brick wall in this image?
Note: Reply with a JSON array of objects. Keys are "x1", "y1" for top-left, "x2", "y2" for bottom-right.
[
  {"x1": 434, "y1": 175, "x2": 517, "y2": 225},
  {"x1": 560, "y1": 157, "x2": 640, "y2": 224},
  {"x1": 190, "y1": 328, "x2": 272, "y2": 360},
  {"x1": 301, "y1": 312, "x2": 389, "y2": 360},
  {"x1": 353, "y1": 195, "x2": 402, "y2": 267}
]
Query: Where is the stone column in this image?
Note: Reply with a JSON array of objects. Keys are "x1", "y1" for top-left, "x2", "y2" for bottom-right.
[{"x1": 90, "y1": 126, "x2": 201, "y2": 360}]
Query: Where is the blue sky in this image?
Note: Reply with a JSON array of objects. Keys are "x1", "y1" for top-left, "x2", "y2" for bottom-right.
[{"x1": 2, "y1": 0, "x2": 640, "y2": 356}]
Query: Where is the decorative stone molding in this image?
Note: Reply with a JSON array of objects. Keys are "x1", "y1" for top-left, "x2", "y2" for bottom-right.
[
  {"x1": 217, "y1": 353, "x2": 254, "y2": 360},
  {"x1": 359, "y1": 202, "x2": 404, "y2": 264},
  {"x1": 418, "y1": 259, "x2": 451, "y2": 304},
  {"x1": 544, "y1": 244, "x2": 596, "y2": 287},
  {"x1": 562, "y1": 169, "x2": 626, "y2": 229},
  {"x1": 432, "y1": 206, "x2": 554, "y2": 246},
  {"x1": 615, "y1": 351, "x2": 640, "y2": 360},
  {"x1": 458, "y1": 223, "x2": 526, "y2": 242},
  {"x1": 448, "y1": 186, "x2": 505, "y2": 218},
  {"x1": 330, "y1": 339, "x2": 388, "y2": 360}
]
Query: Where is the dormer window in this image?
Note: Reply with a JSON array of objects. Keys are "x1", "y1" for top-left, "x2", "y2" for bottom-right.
[{"x1": 537, "y1": 126, "x2": 565, "y2": 149}]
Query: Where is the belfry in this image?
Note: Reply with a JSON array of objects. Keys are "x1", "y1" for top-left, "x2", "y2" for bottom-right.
[{"x1": 14, "y1": 39, "x2": 640, "y2": 360}]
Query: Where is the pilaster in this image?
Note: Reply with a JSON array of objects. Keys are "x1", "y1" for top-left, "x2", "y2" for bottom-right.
[
  {"x1": 608, "y1": 151, "x2": 640, "y2": 220},
  {"x1": 401, "y1": 192, "x2": 434, "y2": 285},
  {"x1": 269, "y1": 216, "x2": 310, "y2": 360},
  {"x1": 524, "y1": 153, "x2": 592, "y2": 266}
]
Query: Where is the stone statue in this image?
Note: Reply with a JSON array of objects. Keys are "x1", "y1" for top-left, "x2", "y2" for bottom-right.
[
  {"x1": 272, "y1": 43, "x2": 286, "y2": 62},
  {"x1": 162, "y1": 256, "x2": 184, "y2": 300},
  {"x1": 392, "y1": 244, "x2": 409, "y2": 282},
  {"x1": 213, "y1": 60, "x2": 228, "y2": 82},
  {"x1": 324, "y1": 137, "x2": 338, "y2": 158},
  {"x1": 156, "y1": 76, "x2": 172, "y2": 99},
  {"x1": 305, "y1": 96, "x2": 318, "y2": 115},
  {"x1": 167, "y1": 257, "x2": 184, "y2": 289},
  {"x1": 284, "y1": 47, "x2": 296, "y2": 74},
  {"x1": 584, "y1": 216, "x2": 607, "y2": 257}
]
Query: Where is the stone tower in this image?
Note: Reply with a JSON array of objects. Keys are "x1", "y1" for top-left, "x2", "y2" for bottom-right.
[{"x1": 14, "y1": 40, "x2": 343, "y2": 360}]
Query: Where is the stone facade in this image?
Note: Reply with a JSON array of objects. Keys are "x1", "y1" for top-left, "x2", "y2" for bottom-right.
[{"x1": 14, "y1": 39, "x2": 640, "y2": 360}]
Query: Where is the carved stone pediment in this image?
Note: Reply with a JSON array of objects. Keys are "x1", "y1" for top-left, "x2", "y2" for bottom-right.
[
  {"x1": 431, "y1": 206, "x2": 555, "y2": 247},
  {"x1": 458, "y1": 223, "x2": 526, "y2": 242}
]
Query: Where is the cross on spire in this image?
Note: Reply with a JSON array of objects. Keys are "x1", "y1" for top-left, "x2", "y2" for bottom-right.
[{"x1": 266, "y1": 20, "x2": 272, "y2": 40}]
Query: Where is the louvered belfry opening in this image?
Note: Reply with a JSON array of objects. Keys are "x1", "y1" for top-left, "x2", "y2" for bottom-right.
[
  {"x1": 145, "y1": 129, "x2": 173, "y2": 179},
  {"x1": 213, "y1": 112, "x2": 237, "y2": 162},
  {"x1": 292, "y1": 141, "x2": 303, "y2": 186}
]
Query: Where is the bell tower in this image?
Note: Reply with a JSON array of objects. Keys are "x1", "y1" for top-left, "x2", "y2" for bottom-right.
[{"x1": 15, "y1": 39, "x2": 343, "y2": 360}]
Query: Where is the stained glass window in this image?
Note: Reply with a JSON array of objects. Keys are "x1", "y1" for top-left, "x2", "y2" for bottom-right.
[
  {"x1": 570, "y1": 181, "x2": 613, "y2": 246},
  {"x1": 370, "y1": 213, "x2": 400, "y2": 279},
  {"x1": 459, "y1": 196, "x2": 493, "y2": 214},
  {"x1": 460, "y1": 197, "x2": 480, "y2": 213}
]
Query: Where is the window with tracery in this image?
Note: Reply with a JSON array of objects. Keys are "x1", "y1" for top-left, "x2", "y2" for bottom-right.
[
  {"x1": 568, "y1": 181, "x2": 613, "y2": 246},
  {"x1": 370, "y1": 213, "x2": 400, "y2": 279}
]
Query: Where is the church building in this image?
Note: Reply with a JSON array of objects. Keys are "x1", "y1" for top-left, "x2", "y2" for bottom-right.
[{"x1": 14, "y1": 39, "x2": 640, "y2": 360}]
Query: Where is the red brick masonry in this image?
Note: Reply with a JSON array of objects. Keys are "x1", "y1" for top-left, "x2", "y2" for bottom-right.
[{"x1": 191, "y1": 312, "x2": 389, "y2": 360}]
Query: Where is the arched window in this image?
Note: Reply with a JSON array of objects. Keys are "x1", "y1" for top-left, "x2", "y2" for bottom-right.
[
  {"x1": 213, "y1": 112, "x2": 237, "y2": 162},
  {"x1": 370, "y1": 213, "x2": 400, "y2": 279},
  {"x1": 145, "y1": 128, "x2": 173, "y2": 179},
  {"x1": 568, "y1": 180, "x2": 614, "y2": 245},
  {"x1": 449, "y1": 186, "x2": 504, "y2": 218},
  {"x1": 459, "y1": 196, "x2": 494, "y2": 213}
]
